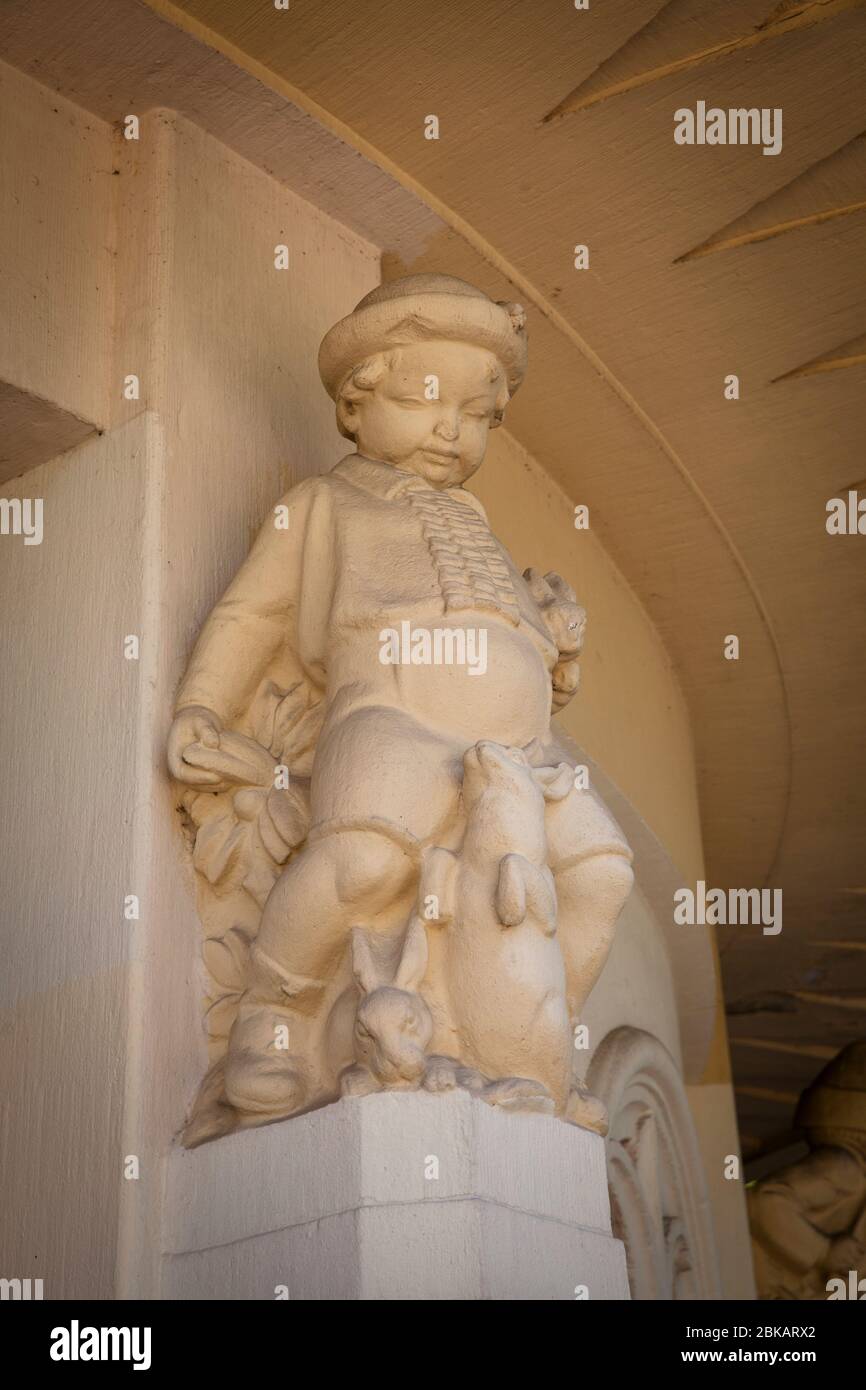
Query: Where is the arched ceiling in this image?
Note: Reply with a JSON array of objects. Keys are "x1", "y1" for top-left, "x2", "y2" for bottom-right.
[{"x1": 3, "y1": 0, "x2": 864, "y2": 1161}]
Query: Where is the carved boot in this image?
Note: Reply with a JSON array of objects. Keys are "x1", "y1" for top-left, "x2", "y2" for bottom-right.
[
  {"x1": 223, "y1": 997, "x2": 308, "y2": 1121},
  {"x1": 565, "y1": 1082, "x2": 609, "y2": 1136}
]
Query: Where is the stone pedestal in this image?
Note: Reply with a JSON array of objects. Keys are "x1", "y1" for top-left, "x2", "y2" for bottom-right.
[{"x1": 161, "y1": 1090, "x2": 629, "y2": 1300}]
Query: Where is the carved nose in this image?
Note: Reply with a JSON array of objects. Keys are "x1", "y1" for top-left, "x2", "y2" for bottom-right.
[
  {"x1": 380, "y1": 1044, "x2": 425, "y2": 1083},
  {"x1": 476, "y1": 741, "x2": 503, "y2": 772},
  {"x1": 434, "y1": 421, "x2": 458, "y2": 441}
]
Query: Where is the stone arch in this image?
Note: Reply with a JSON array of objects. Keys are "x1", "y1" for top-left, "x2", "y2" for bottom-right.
[{"x1": 588, "y1": 1025, "x2": 721, "y2": 1300}]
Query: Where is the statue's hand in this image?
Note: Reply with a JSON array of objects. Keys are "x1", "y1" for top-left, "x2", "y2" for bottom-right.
[{"x1": 167, "y1": 705, "x2": 227, "y2": 788}]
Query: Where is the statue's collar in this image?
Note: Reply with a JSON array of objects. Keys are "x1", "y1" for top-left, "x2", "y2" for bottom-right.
[{"x1": 331, "y1": 454, "x2": 447, "y2": 502}]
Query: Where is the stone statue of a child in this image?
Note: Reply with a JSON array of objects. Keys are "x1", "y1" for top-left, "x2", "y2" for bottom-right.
[{"x1": 168, "y1": 274, "x2": 633, "y2": 1126}]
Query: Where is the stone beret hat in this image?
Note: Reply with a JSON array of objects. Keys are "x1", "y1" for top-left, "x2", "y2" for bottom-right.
[{"x1": 318, "y1": 273, "x2": 528, "y2": 400}]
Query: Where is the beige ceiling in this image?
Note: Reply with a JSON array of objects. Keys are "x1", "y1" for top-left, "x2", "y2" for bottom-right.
[{"x1": 3, "y1": 0, "x2": 864, "y2": 1159}]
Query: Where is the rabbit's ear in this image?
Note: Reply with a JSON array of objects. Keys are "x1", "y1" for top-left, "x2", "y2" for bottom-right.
[
  {"x1": 394, "y1": 916, "x2": 428, "y2": 993},
  {"x1": 533, "y1": 761, "x2": 574, "y2": 802},
  {"x1": 351, "y1": 926, "x2": 382, "y2": 996}
]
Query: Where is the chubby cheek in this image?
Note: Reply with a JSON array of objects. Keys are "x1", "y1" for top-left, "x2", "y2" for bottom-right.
[
  {"x1": 396, "y1": 415, "x2": 432, "y2": 452},
  {"x1": 364, "y1": 407, "x2": 427, "y2": 458},
  {"x1": 453, "y1": 433, "x2": 488, "y2": 481},
  {"x1": 460, "y1": 420, "x2": 491, "y2": 462}
]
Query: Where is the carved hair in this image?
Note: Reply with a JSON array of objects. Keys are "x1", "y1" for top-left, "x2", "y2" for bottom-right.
[{"x1": 335, "y1": 346, "x2": 510, "y2": 441}]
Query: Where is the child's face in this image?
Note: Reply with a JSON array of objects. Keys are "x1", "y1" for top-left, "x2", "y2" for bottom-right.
[{"x1": 344, "y1": 341, "x2": 503, "y2": 488}]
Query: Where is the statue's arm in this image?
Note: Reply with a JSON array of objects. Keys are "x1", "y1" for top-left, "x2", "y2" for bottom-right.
[
  {"x1": 748, "y1": 1188, "x2": 829, "y2": 1276},
  {"x1": 175, "y1": 480, "x2": 319, "y2": 725},
  {"x1": 748, "y1": 1152, "x2": 857, "y2": 1277},
  {"x1": 169, "y1": 480, "x2": 327, "y2": 788}
]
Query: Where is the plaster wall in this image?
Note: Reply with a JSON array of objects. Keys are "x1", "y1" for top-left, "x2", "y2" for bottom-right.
[
  {"x1": 0, "y1": 424, "x2": 144, "y2": 1297},
  {"x1": 0, "y1": 60, "x2": 113, "y2": 474},
  {"x1": 688, "y1": 1082, "x2": 756, "y2": 1300}
]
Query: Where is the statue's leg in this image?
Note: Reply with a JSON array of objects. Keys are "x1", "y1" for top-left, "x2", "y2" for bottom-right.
[
  {"x1": 554, "y1": 849, "x2": 635, "y2": 1021},
  {"x1": 546, "y1": 786, "x2": 634, "y2": 1022},
  {"x1": 251, "y1": 824, "x2": 419, "y2": 1010},
  {"x1": 554, "y1": 850, "x2": 633, "y2": 1135},
  {"x1": 224, "y1": 708, "x2": 461, "y2": 1119},
  {"x1": 546, "y1": 789, "x2": 633, "y2": 1133},
  {"x1": 224, "y1": 826, "x2": 417, "y2": 1118}
]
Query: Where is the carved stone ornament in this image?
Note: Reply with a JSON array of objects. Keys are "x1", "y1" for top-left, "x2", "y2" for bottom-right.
[
  {"x1": 167, "y1": 274, "x2": 634, "y2": 1146},
  {"x1": 749, "y1": 1042, "x2": 866, "y2": 1300},
  {"x1": 588, "y1": 1026, "x2": 721, "y2": 1300}
]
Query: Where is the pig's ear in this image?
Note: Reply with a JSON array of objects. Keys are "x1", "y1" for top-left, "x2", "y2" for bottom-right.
[{"x1": 533, "y1": 762, "x2": 574, "y2": 801}]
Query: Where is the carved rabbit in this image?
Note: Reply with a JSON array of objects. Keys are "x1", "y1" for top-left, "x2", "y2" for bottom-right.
[{"x1": 339, "y1": 917, "x2": 434, "y2": 1097}]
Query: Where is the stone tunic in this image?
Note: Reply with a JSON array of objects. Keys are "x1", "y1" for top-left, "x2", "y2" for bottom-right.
[{"x1": 176, "y1": 454, "x2": 559, "y2": 740}]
